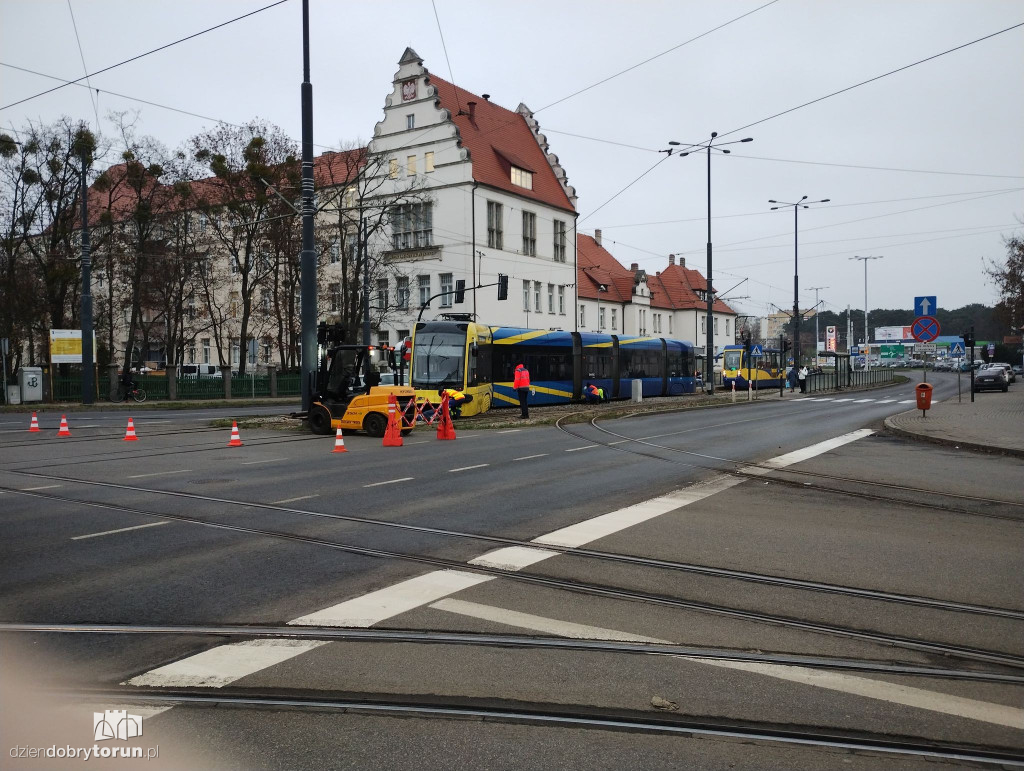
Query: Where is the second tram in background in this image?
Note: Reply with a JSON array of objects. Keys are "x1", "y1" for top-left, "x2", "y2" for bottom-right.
[
  {"x1": 720, "y1": 343, "x2": 786, "y2": 390},
  {"x1": 409, "y1": 317, "x2": 698, "y2": 415}
]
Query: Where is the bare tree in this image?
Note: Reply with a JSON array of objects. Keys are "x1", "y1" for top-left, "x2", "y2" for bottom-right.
[{"x1": 986, "y1": 224, "x2": 1024, "y2": 335}]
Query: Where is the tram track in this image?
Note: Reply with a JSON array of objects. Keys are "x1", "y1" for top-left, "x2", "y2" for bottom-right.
[
  {"x1": 4, "y1": 484, "x2": 1023, "y2": 672},
  {"x1": 43, "y1": 688, "x2": 1024, "y2": 767}
]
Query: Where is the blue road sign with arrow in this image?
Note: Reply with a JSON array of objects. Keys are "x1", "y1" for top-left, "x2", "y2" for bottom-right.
[
  {"x1": 950, "y1": 342, "x2": 965, "y2": 356},
  {"x1": 750, "y1": 344, "x2": 763, "y2": 357},
  {"x1": 914, "y1": 296, "x2": 937, "y2": 316}
]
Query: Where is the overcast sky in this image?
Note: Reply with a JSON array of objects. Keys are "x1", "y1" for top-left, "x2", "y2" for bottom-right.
[{"x1": 2, "y1": 0, "x2": 1022, "y2": 321}]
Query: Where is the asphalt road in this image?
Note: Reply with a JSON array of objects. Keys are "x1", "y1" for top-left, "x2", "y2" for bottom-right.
[{"x1": 2, "y1": 373, "x2": 1022, "y2": 769}]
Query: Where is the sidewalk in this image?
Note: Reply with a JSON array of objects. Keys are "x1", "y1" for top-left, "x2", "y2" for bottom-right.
[{"x1": 884, "y1": 383, "x2": 1024, "y2": 456}]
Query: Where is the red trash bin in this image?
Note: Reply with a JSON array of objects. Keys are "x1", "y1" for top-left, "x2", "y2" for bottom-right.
[{"x1": 915, "y1": 382, "x2": 933, "y2": 411}]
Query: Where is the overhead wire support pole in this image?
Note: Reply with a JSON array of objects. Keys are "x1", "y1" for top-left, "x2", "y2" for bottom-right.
[
  {"x1": 299, "y1": 0, "x2": 316, "y2": 412},
  {"x1": 666, "y1": 132, "x2": 753, "y2": 394},
  {"x1": 849, "y1": 255, "x2": 883, "y2": 369},
  {"x1": 807, "y1": 286, "x2": 829, "y2": 363},
  {"x1": 79, "y1": 142, "x2": 94, "y2": 405}
]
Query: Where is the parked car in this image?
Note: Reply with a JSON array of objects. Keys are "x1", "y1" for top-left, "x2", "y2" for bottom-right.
[
  {"x1": 989, "y1": 363, "x2": 1016, "y2": 383},
  {"x1": 179, "y1": 364, "x2": 222, "y2": 378},
  {"x1": 973, "y1": 366, "x2": 1009, "y2": 393},
  {"x1": 1013, "y1": 364, "x2": 1024, "y2": 377}
]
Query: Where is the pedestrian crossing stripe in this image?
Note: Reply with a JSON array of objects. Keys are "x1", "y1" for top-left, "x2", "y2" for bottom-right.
[
  {"x1": 853, "y1": 399, "x2": 875, "y2": 403},
  {"x1": 833, "y1": 398, "x2": 855, "y2": 402},
  {"x1": 898, "y1": 399, "x2": 915, "y2": 404},
  {"x1": 878, "y1": 399, "x2": 896, "y2": 403}
]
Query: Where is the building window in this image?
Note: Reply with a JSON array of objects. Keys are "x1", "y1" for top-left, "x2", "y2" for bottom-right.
[
  {"x1": 407, "y1": 155, "x2": 417, "y2": 176},
  {"x1": 391, "y1": 202, "x2": 433, "y2": 249},
  {"x1": 198, "y1": 213, "x2": 208, "y2": 234},
  {"x1": 229, "y1": 292, "x2": 240, "y2": 319},
  {"x1": 558, "y1": 286, "x2": 565, "y2": 315},
  {"x1": 487, "y1": 201, "x2": 503, "y2": 249},
  {"x1": 639, "y1": 309, "x2": 647, "y2": 335},
  {"x1": 396, "y1": 277, "x2": 410, "y2": 309},
  {"x1": 714, "y1": 317, "x2": 719, "y2": 334},
  {"x1": 511, "y1": 166, "x2": 533, "y2": 190},
  {"x1": 397, "y1": 329, "x2": 410, "y2": 345},
  {"x1": 579, "y1": 305, "x2": 585, "y2": 327},
  {"x1": 726, "y1": 318, "x2": 731, "y2": 336},
  {"x1": 378, "y1": 330, "x2": 390, "y2": 347},
  {"x1": 522, "y1": 211, "x2": 536, "y2": 256},
  {"x1": 547, "y1": 284, "x2": 555, "y2": 313},
  {"x1": 669, "y1": 316, "x2": 673, "y2": 335},
  {"x1": 343, "y1": 187, "x2": 357, "y2": 208},
  {"x1": 230, "y1": 338, "x2": 240, "y2": 366},
  {"x1": 230, "y1": 256, "x2": 238, "y2": 275},
  {"x1": 425, "y1": 151, "x2": 434, "y2": 172},
  {"x1": 260, "y1": 291, "x2": 270, "y2": 313},
  {"x1": 202, "y1": 338, "x2": 211, "y2": 364},
  {"x1": 599, "y1": 307, "x2": 606, "y2": 329},
  {"x1": 701, "y1": 316, "x2": 706, "y2": 334},
  {"x1": 553, "y1": 219, "x2": 567, "y2": 262},
  {"x1": 533, "y1": 281, "x2": 542, "y2": 313},
  {"x1": 262, "y1": 339, "x2": 271, "y2": 363},
  {"x1": 418, "y1": 275, "x2": 431, "y2": 308},
  {"x1": 187, "y1": 344, "x2": 196, "y2": 364},
  {"x1": 440, "y1": 273, "x2": 453, "y2": 307},
  {"x1": 406, "y1": 114, "x2": 415, "y2": 130},
  {"x1": 522, "y1": 280, "x2": 530, "y2": 311},
  {"x1": 328, "y1": 283, "x2": 340, "y2": 313},
  {"x1": 611, "y1": 308, "x2": 617, "y2": 330},
  {"x1": 389, "y1": 159, "x2": 398, "y2": 179},
  {"x1": 329, "y1": 237, "x2": 340, "y2": 264},
  {"x1": 376, "y1": 278, "x2": 389, "y2": 310}
]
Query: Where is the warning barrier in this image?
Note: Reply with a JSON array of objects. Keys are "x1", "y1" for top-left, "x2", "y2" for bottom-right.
[
  {"x1": 227, "y1": 421, "x2": 243, "y2": 447},
  {"x1": 28, "y1": 412, "x2": 40, "y2": 432},
  {"x1": 332, "y1": 427, "x2": 348, "y2": 453},
  {"x1": 57, "y1": 415, "x2": 71, "y2": 437},
  {"x1": 382, "y1": 395, "x2": 403, "y2": 447},
  {"x1": 123, "y1": 417, "x2": 139, "y2": 441}
]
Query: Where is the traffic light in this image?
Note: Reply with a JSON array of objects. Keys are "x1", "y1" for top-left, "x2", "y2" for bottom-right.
[
  {"x1": 497, "y1": 273, "x2": 508, "y2": 301},
  {"x1": 962, "y1": 329, "x2": 975, "y2": 347},
  {"x1": 454, "y1": 279, "x2": 466, "y2": 304}
]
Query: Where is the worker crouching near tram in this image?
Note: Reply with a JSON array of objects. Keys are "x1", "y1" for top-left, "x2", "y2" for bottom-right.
[
  {"x1": 583, "y1": 383, "x2": 604, "y2": 404},
  {"x1": 439, "y1": 387, "x2": 468, "y2": 418}
]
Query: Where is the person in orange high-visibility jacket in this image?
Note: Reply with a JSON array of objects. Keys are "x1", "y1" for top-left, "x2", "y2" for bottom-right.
[
  {"x1": 513, "y1": 363, "x2": 531, "y2": 418},
  {"x1": 584, "y1": 383, "x2": 600, "y2": 404},
  {"x1": 440, "y1": 387, "x2": 467, "y2": 418}
]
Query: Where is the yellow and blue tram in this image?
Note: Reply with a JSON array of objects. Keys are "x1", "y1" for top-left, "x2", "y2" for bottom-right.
[
  {"x1": 720, "y1": 343, "x2": 786, "y2": 390},
  {"x1": 409, "y1": 319, "x2": 698, "y2": 414}
]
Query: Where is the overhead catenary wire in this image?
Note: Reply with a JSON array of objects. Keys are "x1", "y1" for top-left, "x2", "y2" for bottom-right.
[{"x1": 65, "y1": 0, "x2": 100, "y2": 133}]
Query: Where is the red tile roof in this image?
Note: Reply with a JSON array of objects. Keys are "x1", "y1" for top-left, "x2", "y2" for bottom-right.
[
  {"x1": 427, "y1": 75, "x2": 576, "y2": 214},
  {"x1": 649, "y1": 263, "x2": 735, "y2": 315}
]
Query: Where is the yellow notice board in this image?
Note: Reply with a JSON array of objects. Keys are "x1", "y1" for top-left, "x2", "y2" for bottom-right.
[{"x1": 49, "y1": 330, "x2": 96, "y2": 363}]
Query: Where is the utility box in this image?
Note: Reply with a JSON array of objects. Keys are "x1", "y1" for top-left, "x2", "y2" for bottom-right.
[
  {"x1": 6, "y1": 385, "x2": 20, "y2": 405},
  {"x1": 18, "y1": 367, "x2": 43, "y2": 402},
  {"x1": 631, "y1": 379, "x2": 643, "y2": 403}
]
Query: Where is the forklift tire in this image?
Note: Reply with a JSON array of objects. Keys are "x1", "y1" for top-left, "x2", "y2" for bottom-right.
[
  {"x1": 363, "y1": 411, "x2": 388, "y2": 438},
  {"x1": 309, "y1": 405, "x2": 333, "y2": 435}
]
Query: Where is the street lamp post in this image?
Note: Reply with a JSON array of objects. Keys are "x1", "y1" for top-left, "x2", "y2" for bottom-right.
[
  {"x1": 768, "y1": 196, "x2": 830, "y2": 367},
  {"x1": 850, "y1": 255, "x2": 883, "y2": 369},
  {"x1": 808, "y1": 285, "x2": 829, "y2": 363},
  {"x1": 666, "y1": 133, "x2": 752, "y2": 393}
]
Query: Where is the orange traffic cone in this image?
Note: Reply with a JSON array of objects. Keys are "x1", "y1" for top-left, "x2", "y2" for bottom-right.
[
  {"x1": 436, "y1": 394, "x2": 456, "y2": 441},
  {"x1": 382, "y1": 395, "x2": 403, "y2": 447},
  {"x1": 332, "y1": 427, "x2": 348, "y2": 453},
  {"x1": 57, "y1": 414, "x2": 71, "y2": 437},
  {"x1": 227, "y1": 421, "x2": 243, "y2": 447},
  {"x1": 28, "y1": 412, "x2": 40, "y2": 432},
  {"x1": 123, "y1": 417, "x2": 139, "y2": 441}
]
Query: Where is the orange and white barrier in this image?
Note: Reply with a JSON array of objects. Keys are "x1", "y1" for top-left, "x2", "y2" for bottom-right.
[
  {"x1": 227, "y1": 421, "x2": 243, "y2": 447},
  {"x1": 57, "y1": 415, "x2": 71, "y2": 437},
  {"x1": 28, "y1": 412, "x2": 40, "y2": 432},
  {"x1": 332, "y1": 427, "x2": 348, "y2": 453},
  {"x1": 123, "y1": 417, "x2": 139, "y2": 441}
]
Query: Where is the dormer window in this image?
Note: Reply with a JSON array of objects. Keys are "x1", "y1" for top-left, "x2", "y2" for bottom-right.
[{"x1": 511, "y1": 166, "x2": 533, "y2": 190}]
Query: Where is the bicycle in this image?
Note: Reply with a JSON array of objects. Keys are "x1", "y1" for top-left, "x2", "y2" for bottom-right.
[{"x1": 111, "y1": 383, "x2": 148, "y2": 403}]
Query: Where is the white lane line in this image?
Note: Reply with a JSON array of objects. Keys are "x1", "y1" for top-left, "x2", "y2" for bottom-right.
[
  {"x1": 405, "y1": 440, "x2": 429, "y2": 444},
  {"x1": 813, "y1": 398, "x2": 834, "y2": 401},
  {"x1": 448, "y1": 464, "x2": 488, "y2": 473},
  {"x1": 126, "y1": 469, "x2": 191, "y2": 479},
  {"x1": 127, "y1": 429, "x2": 876, "y2": 688},
  {"x1": 270, "y1": 494, "x2": 319, "y2": 504},
  {"x1": 695, "y1": 658, "x2": 1024, "y2": 730},
  {"x1": 514, "y1": 453, "x2": 548, "y2": 461},
  {"x1": 833, "y1": 398, "x2": 855, "y2": 403},
  {"x1": 289, "y1": 570, "x2": 492, "y2": 628},
  {"x1": 565, "y1": 445, "x2": 601, "y2": 452},
  {"x1": 124, "y1": 639, "x2": 329, "y2": 688},
  {"x1": 21, "y1": 485, "x2": 63, "y2": 491},
  {"x1": 743, "y1": 429, "x2": 875, "y2": 475},
  {"x1": 898, "y1": 399, "x2": 916, "y2": 404},
  {"x1": 240, "y1": 458, "x2": 287, "y2": 465},
  {"x1": 878, "y1": 399, "x2": 896, "y2": 404},
  {"x1": 72, "y1": 522, "x2": 170, "y2": 540},
  {"x1": 364, "y1": 477, "x2": 414, "y2": 488},
  {"x1": 432, "y1": 600, "x2": 1024, "y2": 729},
  {"x1": 852, "y1": 398, "x2": 875, "y2": 403},
  {"x1": 497, "y1": 429, "x2": 522, "y2": 434},
  {"x1": 432, "y1": 599, "x2": 667, "y2": 643}
]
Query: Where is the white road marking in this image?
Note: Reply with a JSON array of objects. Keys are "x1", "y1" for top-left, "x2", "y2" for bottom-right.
[
  {"x1": 852, "y1": 398, "x2": 875, "y2": 403},
  {"x1": 72, "y1": 522, "x2": 169, "y2": 540},
  {"x1": 469, "y1": 545, "x2": 562, "y2": 571},
  {"x1": 898, "y1": 399, "x2": 916, "y2": 404},
  {"x1": 813, "y1": 398, "x2": 834, "y2": 401},
  {"x1": 364, "y1": 477, "x2": 414, "y2": 487},
  {"x1": 126, "y1": 469, "x2": 191, "y2": 479},
  {"x1": 21, "y1": 485, "x2": 62, "y2": 491},
  {"x1": 432, "y1": 599, "x2": 667, "y2": 643},
  {"x1": 833, "y1": 398, "x2": 855, "y2": 403},
  {"x1": 695, "y1": 658, "x2": 1024, "y2": 730},
  {"x1": 878, "y1": 399, "x2": 896, "y2": 404},
  {"x1": 241, "y1": 458, "x2": 287, "y2": 465},
  {"x1": 497, "y1": 429, "x2": 522, "y2": 434},
  {"x1": 514, "y1": 453, "x2": 548, "y2": 461},
  {"x1": 433, "y1": 599, "x2": 1024, "y2": 729},
  {"x1": 448, "y1": 464, "x2": 488, "y2": 473},
  {"x1": 288, "y1": 570, "x2": 492, "y2": 628},
  {"x1": 124, "y1": 639, "x2": 328, "y2": 688},
  {"x1": 743, "y1": 429, "x2": 875, "y2": 475},
  {"x1": 565, "y1": 445, "x2": 601, "y2": 452},
  {"x1": 270, "y1": 494, "x2": 319, "y2": 504}
]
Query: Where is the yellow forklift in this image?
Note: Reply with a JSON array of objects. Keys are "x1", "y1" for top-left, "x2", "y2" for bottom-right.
[{"x1": 306, "y1": 326, "x2": 415, "y2": 437}]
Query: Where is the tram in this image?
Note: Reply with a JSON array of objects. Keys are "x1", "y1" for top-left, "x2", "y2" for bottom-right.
[
  {"x1": 408, "y1": 318, "x2": 698, "y2": 414},
  {"x1": 720, "y1": 343, "x2": 786, "y2": 390}
]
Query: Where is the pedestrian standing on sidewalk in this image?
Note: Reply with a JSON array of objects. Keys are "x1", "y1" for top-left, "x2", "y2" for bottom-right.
[
  {"x1": 798, "y1": 365, "x2": 808, "y2": 394},
  {"x1": 513, "y1": 362, "x2": 531, "y2": 418},
  {"x1": 786, "y1": 366, "x2": 798, "y2": 393}
]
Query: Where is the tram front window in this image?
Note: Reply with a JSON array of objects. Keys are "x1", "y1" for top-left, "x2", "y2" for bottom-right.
[
  {"x1": 723, "y1": 350, "x2": 741, "y2": 371},
  {"x1": 411, "y1": 332, "x2": 466, "y2": 389}
]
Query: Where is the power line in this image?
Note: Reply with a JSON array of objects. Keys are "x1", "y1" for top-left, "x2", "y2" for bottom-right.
[
  {"x1": 66, "y1": 0, "x2": 99, "y2": 132},
  {"x1": 578, "y1": 154, "x2": 673, "y2": 224},
  {"x1": 430, "y1": 0, "x2": 464, "y2": 117},
  {"x1": 720, "y1": 20, "x2": 1024, "y2": 138},
  {"x1": 0, "y1": 0, "x2": 291, "y2": 111},
  {"x1": 724, "y1": 152, "x2": 1024, "y2": 180},
  {"x1": 536, "y1": 0, "x2": 780, "y2": 113}
]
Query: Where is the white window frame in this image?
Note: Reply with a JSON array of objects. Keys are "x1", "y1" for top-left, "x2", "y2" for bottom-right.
[
  {"x1": 523, "y1": 280, "x2": 530, "y2": 311},
  {"x1": 533, "y1": 281, "x2": 541, "y2": 312},
  {"x1": 440, "y1": 273, "x2": 453, "y2": 308},
  {"x1": 487, "y1": 201, "x2": 503, "y2": 250},
  {"x1": 407, "y1": 155, "x2": 417, "y2": 176},
  {"x1": 418, "y1": 274, "x2": 431, "y2": 308},
  {"x1": 553, "y1": 219, "x2": 566, "y2": 262},
  {"x1": 425, "y1": 151, "x2": 434, "y2": 172},
  {"x1": 558, "y1": 286, "x2": 565, "y2": 315},
  {"x1": 511, "y1": 166, "x2": 533, "y2": 190},
  {"x1": 522, "y1": 211, "x2": 536, "y2": 256}
]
